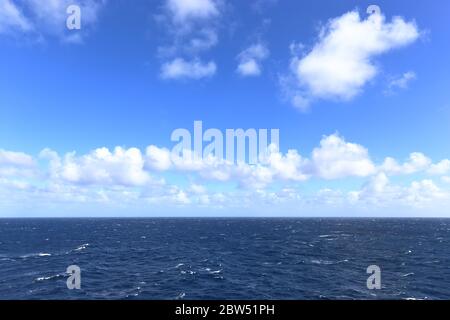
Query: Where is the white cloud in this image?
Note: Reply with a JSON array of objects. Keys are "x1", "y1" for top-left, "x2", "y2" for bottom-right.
[
  {"x1": 236, "y1": 43, "x2": 269, "y2": 77},
  {"x1": 145, "y1": 143, "x2": 308, "y2": 189},
  {"x1": 0, "y1": 149, "x2": 36, "y2": 178},
  {"x1": 262, "y1": 145, "x2": 308, "y2": 181},
  {"x1": 279, "y1": 76, "x2": 311, "y2": 111},
  {"x1": 355, "y1": 172, "x2": 391, "y2": 202},
  {"x1": 386, "y1": 71, "x2": 416, "y2": 93},
  {"x1": 286, "y1": 10, "x2": 420, "y2": 109},
  {"x1": 350, "y1": 173, "x2": 448, "y2": 208},
  {"x1": 405, "y1": 179, "x2": 448, "y2": 206},
  {"x1": 146, "y1": 145, "x2": 172, "y2": 171},
  {"x1": 0, "y1": 177, "x2": 31, "y2": 190},
  {"x1": 312, "y1": 188, "x2": 345, "y2": 206},
  {"x1": 187, "y1": 28, "x2": 218, "y2": 52},
  {"x1": 40, "y1": 147, "x2": 151, "y2": 187},
  {"x1": 160, "y1": 58, "x2": 217, "y2": 79},
  {"x1": 0, "y1": 149, "x2": 34, "y2": 167},
  {"x1": 428, "y1": 159, "x2": 450, "y2": 175},
  {"x1": 1, "y1": 135, "x2": 449, "y2": 214},
  {"x1": 141, "y1": 184, "x2": 198, "y2": 206},
  {"x1": 380, "y1": 152, "x2": 432, "y2": 175},
  {"x1": 173, "y1": 189, "x2": 191, "y2": 204},
  {"x1": 167, "y1": 0, "x2": 218, "y2": 23},
  {"x1": 290, "y1": 94, "x2": 310, "y2": 112},
  {"x1": 310, "y1": 134, "x2": 376, "y2": 179},
  {"x1": 188, "y1": 183, "x2": 206, "y2": 194},
  {"x1": 144, "y1": 134, "x2": 375, "y2": 187},
  {"x1": 237, "y1": 60, "x2": 260, "y2": 77},
  {"x1": 158, "y1": 0, "x2": 221, "y2": 78},
  {"x1": 2, "y1": 137, "x2": 446, "y2": 194},
  {"x1": 0, "y1": 0, "x2": 32, "y2": 34}
]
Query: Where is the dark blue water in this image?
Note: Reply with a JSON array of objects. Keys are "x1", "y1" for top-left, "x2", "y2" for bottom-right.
[{"x1": 0, "y1": 218, "x2": 449, "y2": 300}]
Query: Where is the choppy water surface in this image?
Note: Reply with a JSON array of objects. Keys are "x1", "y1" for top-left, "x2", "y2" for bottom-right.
[{"x1": 0, "y1": 218, "x2": 449, "y2": 300}]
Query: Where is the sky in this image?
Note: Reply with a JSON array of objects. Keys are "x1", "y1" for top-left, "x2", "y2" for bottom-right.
[{"x1": 0, "y1": 0, "x2": 450, "y2": 217}]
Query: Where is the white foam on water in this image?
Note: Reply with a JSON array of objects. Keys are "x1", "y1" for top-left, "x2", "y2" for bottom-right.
[
  {"x1": 38, "y1": 253, "x2": 51, "y2": 257},
  {"x1": 75, "y1": 243, "x2": 89, "y2": 251},
  {"x1": 401, "y1": 273, "x2": 415, "y2": 277}
]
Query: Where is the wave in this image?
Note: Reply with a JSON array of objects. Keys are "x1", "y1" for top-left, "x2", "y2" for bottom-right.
[
  {"x1": 34, "y1": 273, "x2": 66, "y2": 282},
  {"x1": 75, "y1": 243, "x2": 90, "y2": 251},
  {"x1": 210, "y1": 269, "x2": 222, "y2": 274},
  {"x1": 310, "y1": 259, "x2": 348, "y2": 265},
  {"x1": 180, "y1": 270, "x2": 196, "y2": 275},
  {"x1": 20, "y1": 252, "x2": 52, "y2": 259},
  {"x1": 401, "y1": 273, "x2": 415, "y2": 277}
]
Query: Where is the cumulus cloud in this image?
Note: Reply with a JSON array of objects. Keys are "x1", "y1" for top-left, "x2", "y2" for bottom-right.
[
  {"x1": 285, "y1": 9, "x2": 420, "y2": 109},
  {"x1": 144, "y1": 143, "x2": 308, "y2": 189},
  {"x1": 350, "y1": 172, "x2": 392, "y2": 205},
  {"x1": 405, "y1": 179, "x2": 448, "y2": 205},
  {"x1": 261, "y1": 145, "x2": 308, "y2": 181},
  {"x1": 380, "y1": 152, "x2": 432, "y2": 175},
  {"x1": 145, "y1": 145, "x2": 172, "y2": 171},
  {"x1": 2, "y1": 137, "x2": 447, "y2": 192},
  {"x1": 144, "y1": 133, "x2": 448, "y2": 190},
  {"x1": 1, "y1": 133, "x2": 449, "y2": 213},
  {"x1": 236, "y1": 43, "x2": 269, "y2": 77},
  {"x1": 428, "y1": 159, "x2": 450, "y2": 175},
  {"x1": 40, "y1": 147, "x2": 151, "y2": 187},
  {"x1": 160, "y1": 58, "x2": 217, "y2": 79},
  {"x1": 350, "y1": 173, "x2": 448, "y2": 208},
  {"x1": 309, "y1": 134, "x2": 376, "y2": 179},
  {"x1": 144, "y1": 133, "x2": 374, "y2": 187}
]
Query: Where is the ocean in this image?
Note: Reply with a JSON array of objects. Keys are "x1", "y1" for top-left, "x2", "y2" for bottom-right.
[{"x1": 0, "y1": 218, "x2": 449, "y2": 300}]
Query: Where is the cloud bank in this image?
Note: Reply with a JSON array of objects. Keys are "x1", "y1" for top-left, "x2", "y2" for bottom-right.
[{"x1": 1, "y1": 135, "x2": 449, "y2": 215}]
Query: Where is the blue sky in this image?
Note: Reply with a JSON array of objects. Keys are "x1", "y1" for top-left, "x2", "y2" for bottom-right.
[{"x1": 0, "y1": 0, "x2": 449, "y2": 217}]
